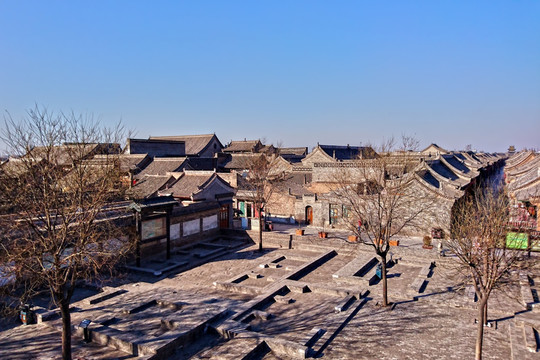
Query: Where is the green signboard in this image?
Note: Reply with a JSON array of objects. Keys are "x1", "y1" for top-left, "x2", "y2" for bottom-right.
[{"x1": 506, "y1": 232, "x2": 528, "y2": 250}]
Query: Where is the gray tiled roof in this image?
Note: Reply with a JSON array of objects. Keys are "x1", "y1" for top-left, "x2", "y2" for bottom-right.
[
  {"x1": 26, "y1": 143, "x2": 120, "y2": 166},
  {"x1": 127, "y1": 175, "x2": 173, "y2": 199},
  {"x1": 224, "y1": 140, "x2": 260, "y2": 153},
  {"x1": 319, "y1": 145, "x2": 378, "y2": 160},
  {"x1": 167, "y1": 173, "x2": 214, "y2": 198},
  {"x1": 279, "y1": 147, "x2": 308, "y2": 156},
  {"x1": 428, "y1": 160, "x2": 460, "y2": 181},
  {"x1": 149, "y1": 134, "x2": 221, "y2": 155},
  {"x1": 508, "y1": 165, "x2": 540, "y2": 191},
  {"x1": 506, "y1": 153, "x2": 539, "y2": 176},
  {"x1": 417, "y1": 169, "x2": 440, "y2": 189},
  {"x1": 184, "y1": 157, "x2": 217, "y2": 171},
  {"x1": 442, "y1": 155, "x2": 471, "y2": 174},
  {"x1": 135, "y1": 157, "x2": 187, "y2": 178},
  {"x1": 506, "y1": 151, "x2": 534, "y2": 168},
  {"x1": 92, "y1": 153, "x2": 151, "y2": 173},
  {"x1": 222, "y1": 154, "x2": 259, "y2": 170}
]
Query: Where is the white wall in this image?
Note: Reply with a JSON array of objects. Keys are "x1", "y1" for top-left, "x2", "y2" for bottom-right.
[
  {"x1": 202, "y1": 215, "x2": 218, "y2": 231},
  {"x1": 170, "y1": 223, "x2": 180, "y2": 240},
  {"x1": 183, "y1": 219, "x2": 200, "y2": 236}
]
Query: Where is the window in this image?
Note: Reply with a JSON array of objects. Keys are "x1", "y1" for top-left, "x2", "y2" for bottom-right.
[
  {"x1": 343, "y1": 205, "x2": 352, "y2": 218},
  {"x1": 329, "y1": 204, "x2": 340, "y2": 225}
]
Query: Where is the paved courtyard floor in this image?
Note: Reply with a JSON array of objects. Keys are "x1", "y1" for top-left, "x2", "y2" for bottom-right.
[{"x1": 0, "y1": 232, "x2": 538, "y2": 359}]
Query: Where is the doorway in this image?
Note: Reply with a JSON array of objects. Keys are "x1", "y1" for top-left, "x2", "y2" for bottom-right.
[
  {"x1": 219, "y1": 204, "x2": 229, "y2": 229},
  {"x1": 305, "y1": 206, "x2": 313, "y2": 225}
]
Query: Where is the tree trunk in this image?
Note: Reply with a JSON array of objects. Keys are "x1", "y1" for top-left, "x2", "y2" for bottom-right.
[
  {"x1": 483, "y1": 301, "x2": 488, "y2": 326},
  {"x1": 258, "y1": 207, "x2": 263, "y2": 252},
  {"x1": 380, "y1": 253, "x2": 388, "y2": 306},
  {"x1": 60, "y1": 299, "x2": 72, "y2": 360},
  {"x1": 475, "y1": 298, "x2": 487, "y2": 360}
]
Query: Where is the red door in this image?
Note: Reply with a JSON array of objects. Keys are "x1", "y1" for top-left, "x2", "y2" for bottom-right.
[
  {"x1": 306, "y1": 206, "x2": 313, "y2": 225},
  {"x1": 219, "y1": 205, "x2": 229, "y2": 229}
]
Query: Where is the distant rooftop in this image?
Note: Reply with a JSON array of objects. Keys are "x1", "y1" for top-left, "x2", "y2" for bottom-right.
[
  {"x1": 318, "y1": 144, "x2": 378, "y2": 160},
  {"x1": 149, "y1": 134, "x2": 222, "y2": 156}
]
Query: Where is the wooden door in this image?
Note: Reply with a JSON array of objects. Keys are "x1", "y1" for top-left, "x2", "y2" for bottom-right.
[
  {"x1": 306, "y1": 206, "x2": 313, "y2": 225},
  {"x1": 219, "y1": 204, "x2": 229, "y2": 229}
]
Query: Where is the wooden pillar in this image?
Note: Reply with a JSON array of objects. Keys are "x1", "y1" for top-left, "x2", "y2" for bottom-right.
[
  {"x1": 136, "y1": 212, "x2": 142, "y2": 267},
  {"x1": 166, "y1": 212, "x2": 171, "y2": 260}
]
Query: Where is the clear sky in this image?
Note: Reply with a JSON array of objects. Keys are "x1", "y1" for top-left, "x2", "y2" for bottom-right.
[{"x1": 1, "y1": 1, "x2": 539, "y2": 152}]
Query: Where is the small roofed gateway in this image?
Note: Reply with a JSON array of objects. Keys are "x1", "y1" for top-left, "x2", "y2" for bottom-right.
[
  {"x1": 161, "y1": 171, "x2": 236, "y2": 228},
  {"x1": 127, "y1": 171, "x2": 236, "y2": 262}
]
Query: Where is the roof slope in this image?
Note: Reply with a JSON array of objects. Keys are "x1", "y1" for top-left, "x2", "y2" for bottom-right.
[
  {"x1": 135, "y1": 157, "x2": 187, "y2": 178},
  {"x1": 167, "y1": 173, "x2": 214, "y2": 198},
  {"x1": 128, "y1": 175, "x2": 173, "y2": 199},
  {"x1": 442, "y1": 155, "x2": 471, "y2": 175},
  {"x1": 224, "y1": 140, "x2": 261, "y2": 153},
  {"x1": 421, "y1": 143, "x2": 448, "y2": 155},
  {"x1": 318, "y1": 145, "x2": 378, "y2": 160},
  {"x1": 222, "y1": 154, "x2": 259, "y2": 170},
  {"x1": 167, "y1": 172, "x2": 234, "y2": 200},
  {"x1": 149, "y1": 134, "x2": 222, "y2": 156},
  {"x1": 279, "y1": 147, "x2": 308, "y2": 156}
]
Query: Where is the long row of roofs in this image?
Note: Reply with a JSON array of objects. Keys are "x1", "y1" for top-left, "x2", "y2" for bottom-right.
[
  {"x1": 505, "y1": 151, "x2": 540, "y2": 201},
  {"x1": 1, "y1": 134, "x2": 505, "y2": 204}
]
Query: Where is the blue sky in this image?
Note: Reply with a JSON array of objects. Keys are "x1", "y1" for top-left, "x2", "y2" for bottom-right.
[{"x1": 1, "y1": 1, "x2": 539, "y2": 152}]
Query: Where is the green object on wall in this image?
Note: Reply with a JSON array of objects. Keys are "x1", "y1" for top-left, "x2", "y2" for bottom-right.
[{"x1": 506, "y1": 232, "x2": 528, "y2": 249}]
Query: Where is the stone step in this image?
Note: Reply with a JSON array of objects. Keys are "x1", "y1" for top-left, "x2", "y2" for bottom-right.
[
  {"x1": 302, "y1": 327, "x2": 325, "y2": 348},
  {"x1": 509, "y1": 321, "x2": 532, "y2": 360},
  {"x1": 274, "y1": 295, "x2": 294, "y2": 304},
  {"x1": 523, "y1": 324, "x2": 538, "y2": 353},
  {"x1": 418, "y1": 262, "x2": 434, "y2": 278},
  {"x1": 206, "y1": 337, "x2": 264, "y2": 360},
  {"x1": 312, "y1": 298, "x2": 368, "y2": 357},
  {"x1": 334, "y1": 295, "x2": 356, "y2": 313},
  {"x1": 332, "y1": 254, "x2": 376, "y2": 279},
  {"x1": 84, "y1": 288, "x2": 127, "y2": 305},
  {"x1": 515, "y1": 311, "x2": 540, "y2": 331},
  {"x1": 409, "y1": 278, "x2": 426, "y2": 294},
  {"x1": 286, "y1": 250, "x2": 337, "y2": 281}
]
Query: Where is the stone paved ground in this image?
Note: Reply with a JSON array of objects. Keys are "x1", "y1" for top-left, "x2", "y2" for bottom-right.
[
  {"x1": 0, "y1": 322, "x2": 136, "y2": 360},
  {"x1": 324, "y1": 300, "x2": 512, "y2": 360},
  {"x1": 0, "y1": 233, "x2": 538, "y2": 359}
]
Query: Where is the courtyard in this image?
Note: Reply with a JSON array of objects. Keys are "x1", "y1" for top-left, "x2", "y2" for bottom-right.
[{"x1": 0, "y1": 228, "x2": 538, "y2": 359}]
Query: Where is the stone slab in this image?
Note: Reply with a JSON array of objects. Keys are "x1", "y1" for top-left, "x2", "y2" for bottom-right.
[
  {"x1": 334, "y1": 295, "x2": 356, "y2": 313},
  {"x1": 410, "y1": 278, "x2": 426, "y2": 293},
  {"x1": 302, "y1": 327, "x2": 325, "y2": 347}
]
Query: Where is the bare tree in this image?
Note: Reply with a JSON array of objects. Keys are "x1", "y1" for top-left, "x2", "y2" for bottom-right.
[
  {"x1": 0, "y1": 106, "x2": 132, "y2": 360},
  {"x1": 240, "y1": 154, "x2": 288, "y2": 251},
  {"x1": 333, "y1": 136, "x2": 439, "y2": 306},
  {"x1": 446, "y1": 185, "x2": 530, "y2": 360}
]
